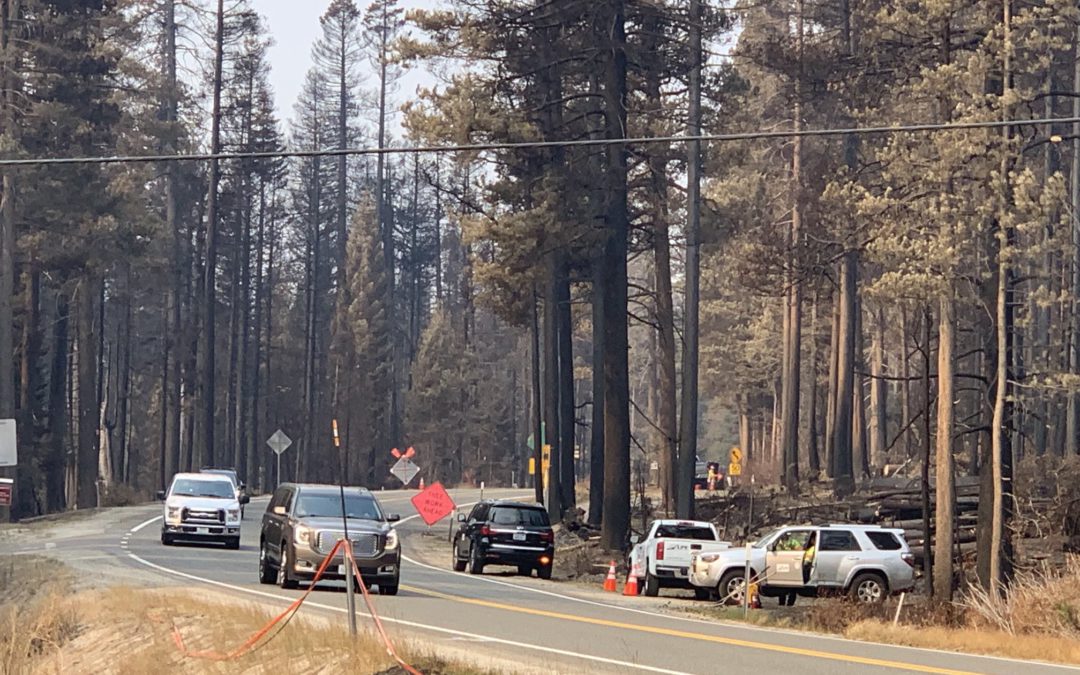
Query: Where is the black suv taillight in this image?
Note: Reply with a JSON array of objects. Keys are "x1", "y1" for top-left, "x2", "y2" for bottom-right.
[
  {"x1": 540, "y1": 530, "x2": 554, "y2": 543},
  {"x1": 480, "y1": 525, "x2": 491, "y2": 537}
]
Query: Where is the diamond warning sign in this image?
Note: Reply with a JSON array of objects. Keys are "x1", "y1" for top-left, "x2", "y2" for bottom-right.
[{"x1": 410, "y1": 481, "x2": 456, "y2": 526}]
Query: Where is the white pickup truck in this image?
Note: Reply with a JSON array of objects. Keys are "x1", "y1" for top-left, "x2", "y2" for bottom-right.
[{"x1": 628, "y1": 519, "x2": 731, "y2": 598}]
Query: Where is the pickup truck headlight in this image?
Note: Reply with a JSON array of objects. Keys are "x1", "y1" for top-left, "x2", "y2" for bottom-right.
[
  {"x1": 166, "y1": 505, "x2": 181, "y2": 523},
  {"x1": 227, "y1": 508, "x2": 241, "y2": 522},
  {"x1": 385, "y1": 529, "x2": 399, "y2": 550},
  {"x1": 295, "y1": 524, "x2": 313, "y2": 545}
]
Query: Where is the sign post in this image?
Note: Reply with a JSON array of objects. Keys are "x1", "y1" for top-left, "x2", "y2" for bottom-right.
[
  {"x1": 266, "y1": 429, "x2": 292, "y2": 487},
  {"x1": 728, "y1": 446, "x2": 743, "y2": 481}
]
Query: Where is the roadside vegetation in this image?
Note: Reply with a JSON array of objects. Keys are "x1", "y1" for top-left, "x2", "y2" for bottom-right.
[{"x1": 0, "y1": 556, "x2": 489, "y2": 675}]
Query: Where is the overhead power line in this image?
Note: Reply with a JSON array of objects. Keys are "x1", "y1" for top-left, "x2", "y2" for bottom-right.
[{"x1": 0, "y1": 115, "x2": 1074, "y2": 167}]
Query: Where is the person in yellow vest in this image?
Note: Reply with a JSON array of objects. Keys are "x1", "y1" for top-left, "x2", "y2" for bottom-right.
[
  {"x1": 706, "y1": 464, "x2": 717, "y2": 491},
  {"x1": 802, "y1": 531, "x2": 817, "y2": 584}
]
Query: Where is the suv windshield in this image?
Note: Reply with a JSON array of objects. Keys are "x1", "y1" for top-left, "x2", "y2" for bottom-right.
[
  {"x1": 171, "y1": 478, "x2": 235, "y2": 499},
  {"x1": 295, "y1": 493, "x2": 383, "y2": 520},
  {"x1": 490, "y1": 506, "x2": 550, "y2": 527}
]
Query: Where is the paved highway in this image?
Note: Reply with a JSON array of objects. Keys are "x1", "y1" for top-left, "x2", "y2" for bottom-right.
[{"x1": 9, "y1": 488, "x2": 1080, "y2": 675}]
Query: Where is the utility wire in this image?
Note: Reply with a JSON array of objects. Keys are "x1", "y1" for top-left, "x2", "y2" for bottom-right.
[{"x1": 0, "y1": 115, "x2": 1073, "y2": 167}]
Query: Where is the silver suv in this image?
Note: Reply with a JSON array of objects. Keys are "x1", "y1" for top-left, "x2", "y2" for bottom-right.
[
  {"x1": 259, "y1": 484, "x2": 401, "y2": 594},
  {"x1": 689, "y1": 524, "x2": 916, "y2": 605}
]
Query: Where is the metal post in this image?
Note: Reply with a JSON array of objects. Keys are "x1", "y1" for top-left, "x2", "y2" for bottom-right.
[
  {"x1": 333, "y1": 419, "x2": 357, "y2": 637},
  {"x1": 276, "y1": 453, "x2": 281, "y2": 487},
  {"x1": 743, "y1": 543, "x2": 751, "y2": 618}
]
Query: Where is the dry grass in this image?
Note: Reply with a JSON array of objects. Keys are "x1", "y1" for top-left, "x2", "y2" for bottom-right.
[
  {"x1": 844, "y1": 621, "x2": 1080, "y2": 664},
  {"x1": 0, "y1": 556, "x2": 489, "y2": 675},
  {"x1": 962, "y1": 556, "x2": 1080, "y2": 639}
]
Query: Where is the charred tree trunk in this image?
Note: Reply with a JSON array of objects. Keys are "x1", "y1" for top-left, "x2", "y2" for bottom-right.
[{"x1": 76, "y1": 278, "x2": 99, "y2": 508}]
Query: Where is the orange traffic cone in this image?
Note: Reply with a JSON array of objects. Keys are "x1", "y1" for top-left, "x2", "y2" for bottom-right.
[
  {"x1": 603, "y1": 561, "x2": 617, "y2": 592},
  {"x1": 622, "y1": 572, "x2": 639, "y2": 596},
  {"x1": 418, "y1": 477, "x2": 425, "y2": 490}
]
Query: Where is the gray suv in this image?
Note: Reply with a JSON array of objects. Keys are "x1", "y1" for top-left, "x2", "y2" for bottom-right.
[{"x1": 259, "y1": 484, "x2": 402, "y2": 594}]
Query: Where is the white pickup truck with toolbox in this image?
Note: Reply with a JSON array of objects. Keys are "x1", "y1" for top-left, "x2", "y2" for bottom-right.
[{"x1": 628, "y1": 519, "x2": 731, "y2": 598}]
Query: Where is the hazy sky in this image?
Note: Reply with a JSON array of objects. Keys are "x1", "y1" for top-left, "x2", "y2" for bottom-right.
[{"x1": 259, "y1": 0, "x2": 433, "y2": 138}]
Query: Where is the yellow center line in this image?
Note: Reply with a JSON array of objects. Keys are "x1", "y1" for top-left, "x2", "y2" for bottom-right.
[{"x1": 399, "y1": 584, "x2": 979, "y2": 675}]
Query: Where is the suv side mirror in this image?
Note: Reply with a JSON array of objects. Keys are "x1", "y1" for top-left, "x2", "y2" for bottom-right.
[
  {"x1": 629, "y1": 534, "x2": 640, "y2": 545},
  {"x1": 273, "y1": 505, "x2": 286, "y2": 515},
  {"x1": 155, "y1": 490, "x2": 166, "y2": 501},
  {"x1": 240, "y1": 494, "x2": 250, "y2": 505},
  {"x1": 457, "y1": 513, "x2": 466, "y2": 523},
  {"x1": 387, "y1": 513, "x2": 401, "y2": 522}
]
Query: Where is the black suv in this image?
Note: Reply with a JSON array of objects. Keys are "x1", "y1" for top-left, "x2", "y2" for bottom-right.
[{"x1": 452, "y1": 500, "x2": 555, "y2": 578}]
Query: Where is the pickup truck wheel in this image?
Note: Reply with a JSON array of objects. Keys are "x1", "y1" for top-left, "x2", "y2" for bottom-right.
[
  {"x1": 161, "y1": 533, "x2": 174, "y2": 546},
  {"x1": 644, "y1": 571, "x2": 660, "y2": 597},
  {"x1": 718, "y1": 569, "x2": 747, "y2": 606},
  {"x1": 537, "y1": 564, "x2": 552, "y2": 580},
  {"x1": 850, "y1": 573, "x2": 887, "y2": 604},
  {"x1": 452, "y1": 542, "x2": 467, "y2": 572},
  {"x1": 277, "y1": 542, "x2": 299, "y2": 590},
  {"x1": 380, "y1": 579, "x2": 399, "y2": 596},
  {"x1": 258, "y1": 542, "x2": 276, "y2": 584},
  {"x1": 468, "y1": 544, "x2": 485, "y2": 575}
]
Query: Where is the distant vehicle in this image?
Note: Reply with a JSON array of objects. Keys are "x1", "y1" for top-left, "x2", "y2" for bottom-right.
[
  {"x1": 259, "y1": 484, "x2": 401, "y2": 595},
  {"x1": 689, "y1": 524, "x2": 916, "y2": 605},
  {"x1": 200, "y1": 467, "x2": 247, "y2": 516},
  {"x1": 628, "y1": 519, "x2": 732, "y2": 598},
  {"x1": 452, "y1": 500, "x2": 555, "y2": 579},
  {"x1": 157, "y1": 472, "x2": 248, "y2": 549}
]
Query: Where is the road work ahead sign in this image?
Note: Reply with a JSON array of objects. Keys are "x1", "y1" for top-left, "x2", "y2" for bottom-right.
[
  {"x1": 410, "y1": 482, "x2": 456, "y2": 526},
  {"x1": 0, "y1": 419, "x2": 15, "y2": 467}
]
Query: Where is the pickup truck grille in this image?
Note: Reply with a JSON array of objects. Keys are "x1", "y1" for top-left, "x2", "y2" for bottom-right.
[
  {"x1": 315, "y1": 531, "x2": 379, "y2": 558},
  {"x1": 181, "y1": 508, "x2": 224, "y2": 524}
]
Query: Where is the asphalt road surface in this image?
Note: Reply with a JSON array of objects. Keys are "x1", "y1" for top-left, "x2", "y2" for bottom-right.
[{"x1": 9, "y1": 488, "x2": 1080, "y2": 675}]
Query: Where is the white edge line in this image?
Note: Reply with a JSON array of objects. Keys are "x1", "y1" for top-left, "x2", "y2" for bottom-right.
[
  {"x1": 131, "y1": 515, "x2": 163, "y2": 533},
  {"x1": 122, "y1": 548, "x2": 689, "y2": 675},
  {"x1": 396, "y1": 505, "x2": 1080, "y2": 672}
]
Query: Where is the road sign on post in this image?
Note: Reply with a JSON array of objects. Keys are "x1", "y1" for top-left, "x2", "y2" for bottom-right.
[
  {"x1": 266, "y1": 429, "x2": 292, "y2": 486},
  {"x1": 0, "y1": 419, "x2": 16, "y2": 467},
  {"x1": 411, "y1": 482, "x2": 456, "y2": 526},
  {"x1": 729, "y1": 447, "x2": 743, "y2": 464},
  {"x1": 0, "y1": 478, "x2": 12, "y2": 506}
]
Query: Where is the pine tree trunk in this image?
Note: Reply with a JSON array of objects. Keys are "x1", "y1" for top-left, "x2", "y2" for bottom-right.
[
  {"x1": 834, "y1": 252, "x2": 857, "y2": 493},
  {"x1": 531, "y1": 290, "x2": 544, "y2": 505},
  {"x1": 543, "y1": 254, "x2": 561, "y2": 520},
  {"x1": 200, "y1": 0, "x2": 225, "y2": 468},
  {"x1": 935, "y1": 293, "x2": 956, "y2": 600},
  {"x1": 1068, "y1": 24, "x2": 1080, "y2": 457},
  {"x1": 162, "y1": 0, "x2": 181, "y2": 490},
  {"x1": 825, "y1": 292, "x2": 840, "y2": 476},
  {"x1": 677, "y1": 0, "x2": 703, "y2": 520},
  {"x1": 0, "y1": 0, "x2": 17, "y2": 521},
  {"x1": 870, "y1": 307, "x2": 887, "y2": 470},
  {"x1": 921, "y1": 307, "x2": 934, "y2": 593},
  {"x1": 901, "y1": 306, "x2": 913, "y2": 458},
  {"x1": 46, "y1": 292, "x2": 69, "y2": 512},
  {"x1": 557, "y1": 256, "x2": 575, "y2": 515},
  {"x1": 600, "y1": 0, "x2": 631, "y2": 550},
  {"x1": 588, "y1": 264, "x2": 605, "y2": 526},
  {"x1": 807, "y1": 292, "x2": 820, "y2": 477},
  {"x1": 76, "y1": 278, "x2": 99, "y2": 508},
  {"x1": 854, "y1": 297, "x2": 869, "y2": 478}
]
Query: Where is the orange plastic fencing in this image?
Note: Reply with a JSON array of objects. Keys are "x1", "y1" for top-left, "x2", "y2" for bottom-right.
[{"x1": 166, "y1": 538, "x2": 420, "y2": 675}]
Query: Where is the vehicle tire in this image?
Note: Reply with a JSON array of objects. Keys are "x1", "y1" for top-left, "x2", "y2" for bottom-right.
[
  {"x1": 517, "y1": 565, "x2": 532, "y2": 577},
  {"x1": 161, "y1": 532, "x2": 174, "y2": 546},
  {"x1": 849, "y1": 572, "x2": 887, "y2": 604},
  {"x1": 694, "y1": 587, "x2": 711, "y2": 601},
  {"x1": 258, "y1": 541, "x2": 276, "y2": 584},
  {"x1": 452, "y1": 542, "x2": 467, "y2": 572},
  {"x1": 644, "y1": 571, "x2": 660, "y2": 597},
  {"x1": 277, "y1": 541, "x2": 299, "y2": 590},
  {"x1": 380, "y1": 579, "x2": 399, "y2": 596},
  {"x1": 226, "y1": 536, "x2": 241, "y2": 550},
  {"x1": 537, "y1": 564, "x2": 553, "y2": 580},
  {"x1": 717, "y1": 569, "x2": 747, "y2": 606},
  {"x1": 468, "y1": 543, "x2": 485, "y2": 575}
]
